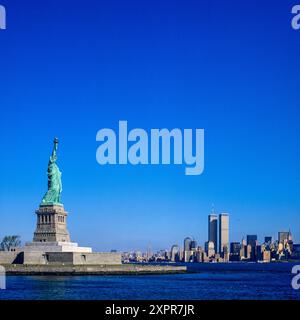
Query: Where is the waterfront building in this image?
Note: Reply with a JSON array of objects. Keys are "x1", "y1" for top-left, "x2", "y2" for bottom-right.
[
  {"x1": 230, "y1": 242, "x2": 241, "y2": 261},
  {"x1": 278, "y1": 231, "x2": 292, "y2": 244},
  {"x1": 246, "y1": 235, "x2": 258, "y2": 248},
  {"x1": 170, "y1": 245, "x2": 180, "y2": 262},
  {"x1": 230, "y1": 242, "x2": 241, "y2": 254},
  {"x1": 223, "y1": 245, "x2": 229, "y2": 262},
  {"x1": 195, "y1": 248, "x2": 203, "y2": 262},
  {"x1": 208, "y1": 213, "x2": 218, "y2": 253},
  {"x1": 246, "y1": 235, "x2": 258, "y2": 260},
  {"x1": 262, "y1": 250, "x2": 271, "y2": 262},
  {"x1": 212, "y1": 253, "x2": 220, "y2": 262},
  {"x1": 184, "y1": 250, "x2": 193, "y2": 262},
  {"x1": 202, "y1": 251, "x2": 209, "y2": 262},
  {"x1": 264, "y1": 236, "x2": 273, "y2": 245},
  {"x1": 256, "y1": 245, "x2": 271, "y2": 262},
  {"x1": 291, "y1": 244, "x2": 300, "y2": 259},
  {"x1": 239, "y1": 246, "x2": 245, "y2": 260},
  {"x1": 184, "y1": 237, "x2": 192, "y2": 251},
  {"x1": 219, "y1": 213, "x2": 229, "y2": 256},
  {"x1": 244, "y1": 244, "x2": 252, "y2": 260},
  {"x1": 190, "y1": 240, "x2": 197, "y2": 251},
  {"x1": 205, "y1": 241, "x2": 215, "y2": 258},
  {"x1": 242, "y1": 237, "x2": 247, "y2": 246},
  {"x1": 179, "y1": 248, "x2": 184, "y2": 261},
  {"x1": 257, "y1": 246, "x2": 271, "y2": 262},
  {"x1": 183, "y1": 237, "x2": 192, "y2": 262}
]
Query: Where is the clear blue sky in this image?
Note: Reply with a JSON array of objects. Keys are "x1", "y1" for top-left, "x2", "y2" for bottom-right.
[{"x1": 0, "y1": 0, "x2": 299, "y2": 251}]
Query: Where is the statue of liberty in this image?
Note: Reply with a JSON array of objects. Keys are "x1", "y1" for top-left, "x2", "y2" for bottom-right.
[{"x1": 41, "y1": 138, "x2": 62, "y2": 205}]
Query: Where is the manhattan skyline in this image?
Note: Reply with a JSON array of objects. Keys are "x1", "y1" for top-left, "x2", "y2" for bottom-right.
[{"x1": 0, "y1": 0, "x2": 299, "y2": 251}]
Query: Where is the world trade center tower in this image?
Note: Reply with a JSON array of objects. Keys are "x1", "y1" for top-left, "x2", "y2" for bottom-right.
[
  {"x1": 219, "y1": 213, "x2": 229, "y2": 255},
  {"x1": 208, "y1": 214, "x2": 218, "y2": 253}
]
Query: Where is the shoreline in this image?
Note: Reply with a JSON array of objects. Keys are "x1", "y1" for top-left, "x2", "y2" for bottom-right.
[{"x1": 2, "y1": 264, "x2": 187, "y2": 276}]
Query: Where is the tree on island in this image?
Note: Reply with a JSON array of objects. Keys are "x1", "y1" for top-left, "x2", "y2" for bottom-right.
[{"x1": 0, "y1": 235, "x2": 21, "y2": 251}]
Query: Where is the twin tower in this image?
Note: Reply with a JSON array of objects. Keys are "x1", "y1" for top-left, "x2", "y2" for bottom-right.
[{"x1": 208, "y1": 213, "x2": 229, "y2": 256}]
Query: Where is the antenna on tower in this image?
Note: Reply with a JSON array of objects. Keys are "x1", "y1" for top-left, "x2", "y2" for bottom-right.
[{"x1": 211, "y1": 203, "x2": 215, "y2": 214}]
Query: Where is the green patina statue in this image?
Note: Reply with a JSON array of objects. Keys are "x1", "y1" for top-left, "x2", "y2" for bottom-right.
[{"x1": 41, "y1": 137, "x2": 62, "y2": 205}]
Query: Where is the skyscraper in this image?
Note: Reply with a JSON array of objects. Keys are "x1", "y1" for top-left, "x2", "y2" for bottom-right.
[
  {"x1": 208, "y1": 214, "x2": 218, "y2": 253},
  {"x1": 230, "y1": 242, "x2": 241, "y2": 255},
  {"x1": 205, "y1": 241, "x2": 215, "y2": 258},
  {"x1": 278, "y1": 231, "x2": 292, "y2": 244},
  {"x1": 219, "y1": 213, "x2": 229, "y2": 256},
  {"x1": 183, "y1": 237, "x2": 192, "y2": 251},
  {"x1": 183, "y1": 237, "x2": 192, "y2": 262},
  {"x1": 246, "y1": 235, "x2": 258, "y2": 261},
  {"x1": 190, "y1": 240, "x2": 197, "y2": 251},
  {"x1": 247, "y1": 235, "x2": 258, "y2": 248},
  {"x1": 264, "y1": 236, "x2": 273, "y2": 244},
  {"x1": 170, "y1": 245, "x2": 180, "y2": 262}
]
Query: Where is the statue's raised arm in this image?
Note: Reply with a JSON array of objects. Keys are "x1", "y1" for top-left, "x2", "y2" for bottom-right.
[
  {"x1": 49, "y1": 137, "x2": 58, "y2": 162},
  {"x1": 41, "y1": 138, "x2": 63, "y2": 205}
]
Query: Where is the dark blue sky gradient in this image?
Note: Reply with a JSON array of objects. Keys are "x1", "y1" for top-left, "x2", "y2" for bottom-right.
[{"x1": 0, "y1": 0, "x2": 299, "y2": 251}]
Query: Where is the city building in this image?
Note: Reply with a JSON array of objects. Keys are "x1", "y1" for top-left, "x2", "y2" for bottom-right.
[
  {"x1": 219, "y1": 213, "x2": 229, "y2": 257},
  {"x1": 170, "y1": 245, "x2": 180, "y2": 262},
  {"x1": 223, "y1": 245, "x2": 229, "y2": 262},
  {"x1": 246, "y1": 235, "x2": 258, "y2": 248},
  {"x1": 291, "y1": 244, "x2": 300, "y2": 259},
  {"x1": 190, "y1": 240, "x2": 197, "y2": 251},
  {"x1": 125, "y1": 220, "x2": 296, "y2": 264},
  {"x1": 243, "y1": 244, "x2": 252, "y2": 260},
  {"x1": 205, "y1": 241, "x2": 215, "y2": 258},
  {"x1": 183, "y1": 237, "x2": 192, "y2": 262},
  {"x1": 278, "y1": 231, "x2": 292, "y2": 244},
  {"x1": 246, "y1": 235, "x2": 258, "y2": 260},
  {"x1": 256, "y1": 245, "x2": 271, "y2": 262},
  {"x1": 195, "y1": 247, "x2": 203, "y2": 262},
  {"x1": 184, "y1": 237, "x2": 192, "y2": 251},
  {"x1": 230, "y1": 242, "x2": 241, "y2": 261},
  {"x1": 208, "y1": 213, "x2": 218, "y2": 254},
  {"x1": 264, "y1": 236, "x2": 273, "y2": 245}
]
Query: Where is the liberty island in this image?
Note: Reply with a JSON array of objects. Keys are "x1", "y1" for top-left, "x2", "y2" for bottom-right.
[
  {"x1": 0, "y1": 138, "x2": 185, "y2": 275},
  {"x1": 0, "y1": 138, "x2": 120, "y2": 265}
]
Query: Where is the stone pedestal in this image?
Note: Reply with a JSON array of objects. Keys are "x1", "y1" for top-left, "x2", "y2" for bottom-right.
[
  {"x1": 33, "y1": 204, "x2": 70, "y2": 243},
  {"x1": 24, "y1": 241, "x2": 92, "y2": 253}
]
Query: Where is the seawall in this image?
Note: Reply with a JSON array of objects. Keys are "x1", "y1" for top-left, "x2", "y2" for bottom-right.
[{"x1": 2, "y1": 264, "x2": 187, "y2": 275}]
